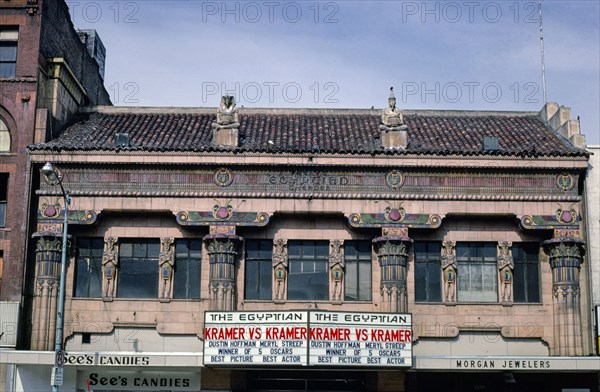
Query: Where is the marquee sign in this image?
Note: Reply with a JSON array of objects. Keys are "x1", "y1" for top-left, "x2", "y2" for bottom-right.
[{"x1": 203, "y1": 311, "x2": 412, "y2": 367}]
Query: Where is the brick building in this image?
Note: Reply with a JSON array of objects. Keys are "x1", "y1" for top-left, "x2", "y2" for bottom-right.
[
  {"x1": 0, "y1": 0, "x2": 110, "y2": 360},
  {"x1": 3, "y1": 93, "x2": 596, "y2": 391}
]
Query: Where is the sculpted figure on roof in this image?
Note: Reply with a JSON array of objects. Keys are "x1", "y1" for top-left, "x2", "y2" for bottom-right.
[
  {"x1": 212, "y1": 95, "x2": 240, "y2": 130},
  {"x1": 380, "y1": 87, "x2": 408, "y2": 132}
]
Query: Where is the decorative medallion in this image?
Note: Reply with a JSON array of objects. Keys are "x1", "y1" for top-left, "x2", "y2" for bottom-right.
[
  {"x1": 385, "y1": 170, "x2": 405, "y2": 189},
  {"x1": 385, "y1": 205, "x2": 406, "y2": 222},
  {"x1": 40, "y1": 198, "x2": 61, "y2": 218},
  {"x1": 212, "y1": 201, "x2": 234, "y2": 220},
  {"x1": 556, "y1": 207, "x2": 578, "y2": 224},
  {"x1": 214, "y1": 168, "x2": 234, "y2": 187},
  {"x1": 556, "y1": 173, "x2": 575, "y2": 191}
]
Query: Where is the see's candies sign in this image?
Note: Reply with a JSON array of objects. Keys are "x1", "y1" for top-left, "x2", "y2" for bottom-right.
[{"x1": 203, "y1": 311, "x2": 412, "y2": 367}]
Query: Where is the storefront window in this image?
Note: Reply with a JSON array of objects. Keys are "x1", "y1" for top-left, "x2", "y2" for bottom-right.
[
  {"x1": 414, "y1": 241, "x2": 442, "y2": 302},
  {"x1": 512, "y1": 242, "x2": 540, "y2": 303},
  {"x1": 457, "y1": 242, "x2": 497, "y2": 302},
  {"x1": 117, "y1": 239, "x2": 159, "y2": 298},
  {"x1": 74, "y1": 238, "x2": 103, "y2": 297},
  {"x1": 173, "y1": 239, "x2": 201, "y2": 299},
  {"x1": 344, "y1": 240, "x2": 372, "y2": 301},
  {"x1": 287, "y1": 240, "x2": 328, "y2": 300},
  {"x1": 244, "y1": 239, "x2": 273, "y2": 300}
]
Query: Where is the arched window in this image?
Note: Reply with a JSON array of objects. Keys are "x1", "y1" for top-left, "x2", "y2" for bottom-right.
[{"x1": 0, "y1": 118, "x2": 10, "y2": 152}]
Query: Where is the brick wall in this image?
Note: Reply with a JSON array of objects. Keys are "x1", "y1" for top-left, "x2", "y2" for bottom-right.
[{"x1": 39, "y1": 0, "x2": 111, "y2": 106}]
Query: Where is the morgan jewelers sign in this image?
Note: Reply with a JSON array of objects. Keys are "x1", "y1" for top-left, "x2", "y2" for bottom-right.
[{"x1": 203, "y1": 311, "x2": 412, "y2": 367}]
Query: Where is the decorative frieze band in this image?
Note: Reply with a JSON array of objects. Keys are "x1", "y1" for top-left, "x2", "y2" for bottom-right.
[{"x1": 37, "y1": 167, "x2": 581, "y2": 201}]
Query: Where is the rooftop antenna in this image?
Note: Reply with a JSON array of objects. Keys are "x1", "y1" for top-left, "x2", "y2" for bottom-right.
[{"x1": 538, "y1": 0, "x2": 547, "y2": 104}]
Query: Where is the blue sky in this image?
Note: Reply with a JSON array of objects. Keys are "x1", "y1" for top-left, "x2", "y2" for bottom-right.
[{"x1": 68, "y1": 0, "x2": 600, "y2": 144}]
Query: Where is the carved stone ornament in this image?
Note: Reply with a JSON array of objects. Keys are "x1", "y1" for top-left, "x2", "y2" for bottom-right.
[
  {"x1": 159, "y1": 237, "x2": 175, "y2": 300},
  {"x1": 212, "y1": 200, "x2": 234, "y2": 220},
  {"x1": 556, "y1": 173, "x2": 575, "y2": 191},
  {"x1": 441, "y1": 241, "x2": 456, "y2": 270},
  {"x1": 385, "y1": 170, "x2": 405, "y2": 189},
  {"x1": 379, "y1": 87, "x2": 408, "y2": 131},
  {"x1": 496, "y1": 241, "x2": 513, "y2": 271},
  {"x1": 102, "y1": 237, "x2": 118, "y2": 299},
  {"x1": 102, "y1": 237, "x2": 118, "y2": 267},
  {"x1": 329, "y1": 239, "x2": 344, "y2": 268},
  {"x1": 212, "y1": 95, "x2": 240, "y2": 130},
  {"x1": 159, "y1": 237, "x2": 175, "y2": 267},
  {"x1": 272, "y1": 238, "x2": 288, "y2": 267},
  {"x1": 39, "y1": 197, "x2": 61, "y2": 218},
  {"x1": 214, "y1": 168, "x2": 234, "y2": 187}
]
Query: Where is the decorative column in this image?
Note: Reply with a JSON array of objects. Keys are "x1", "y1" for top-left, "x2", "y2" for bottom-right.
[
  {"x1": 31, "y1": 233, "x2": 63, "y2": 350},
  {"x1": 159, "y1": 238, "x2": 175, "y2": 301},
  {"x1": 204, "y1": 231, "x2": 242, "y2": 310},
  {"x1": 272, "y1": 239, "x2": 288, "y2": 303},
  {"x1": 441, "y1": 241, "x2": 457, "y2": 304},
  {"x1": 329, "y1": 240, "x2": 344, "y2": 303},
  {"x1": 543, "y1": 236, "x2": 585, "y2": 356},
  {"x1": 372, "y1": 229, "x2": 413, "y2": 313}
]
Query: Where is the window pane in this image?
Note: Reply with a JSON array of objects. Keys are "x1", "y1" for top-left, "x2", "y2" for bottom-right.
[
  {"x1": 244, "y1": 239, "x2": 272, "y2": 300},
  {"x1": 288, "y1": 241, "x2": 328, "y2": 300},
  {"x1": 344, "y1": 240, "x2": 372, "y2": 301},
  {"x1": 512, "y1": 242, "x2": 540, "y2": 303},
  {"x1": 0, "y1": 63, "x2": 15, "y2": 78},
  {"x1": 344, "y1": 260, "x2": 358, "y2": 300},
  {"x1": 0, "y1": 203, "x2": 5, "y2": 228},
  {"x1": 74, "y1": 238, "x2": 103, "y2": 298},
  {"x1": 457, "y1": 242, "x2": 497, "y2": 302},
  {"x1": 414, "y1": 241, "x2": 441, "y2": 302},
  {"x1": 0, "y1": 46, "x2": 17, "y2": 61},
  {"x1": 117, "y1": 239, "x2": 159, "y2": 298},
  {"x1": 173, "y1": 239, "x2": 201, "y2": 299}
]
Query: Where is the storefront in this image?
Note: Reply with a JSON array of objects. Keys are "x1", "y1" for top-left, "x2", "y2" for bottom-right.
[{"x1": 2, "y1": 351, "x2": 202, "y2": 392}]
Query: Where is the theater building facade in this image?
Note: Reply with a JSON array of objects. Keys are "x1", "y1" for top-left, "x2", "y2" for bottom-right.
[{"x1": 12, "y1": 97, "x2": 599, "y2": 391}]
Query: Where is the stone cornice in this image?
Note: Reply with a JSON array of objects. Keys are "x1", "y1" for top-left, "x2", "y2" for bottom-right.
[{"x1": 28, "y1": 152, "x2": 589, "y2": 170}]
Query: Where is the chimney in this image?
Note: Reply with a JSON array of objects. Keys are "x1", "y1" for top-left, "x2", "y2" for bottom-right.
[{"x1": 539, "y1": 102, "x2": 586, "y2": 149}]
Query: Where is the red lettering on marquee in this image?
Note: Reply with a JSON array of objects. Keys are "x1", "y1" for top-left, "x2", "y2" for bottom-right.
[
  {"x1": 370, "y1": 329, "x2": 411, "y2": 342},
  {"x1": 265, "y1": 327, "x2": 307, "y2": 340},
  {"x1": 309, "y1": 328, "x2": 351, "y2": 341},
  {"x1": 204, "y1": 327, "x2": 246, "y2": 340}
]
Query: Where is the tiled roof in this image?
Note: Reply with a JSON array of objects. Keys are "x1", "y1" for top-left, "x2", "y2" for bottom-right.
[{"x1": 28, "y1": 108, "x2": 587, "y2": 157}]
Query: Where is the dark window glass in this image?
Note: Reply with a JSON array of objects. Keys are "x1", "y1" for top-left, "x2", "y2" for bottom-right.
[
  {"x1": 414, "y1": 241, "x2": 442, "y2": 302},
  {"x1": 457, "y1": 242, "x2": 498, "y2": 302},
  {"x1": 74, "y1": 238, "x2": 103, "y2": 297},
  {"x1": 288, "y1": 240, "x2": 328, "y2": 300},
  {"x1": 244, "y1": 239, "x2": 273, "y2": 300},
  {"x1": 0, "y1": 28, "x2": 18, "y2": 78},
  {"x1": 512, "y1": 242, "x2": 540, "y2": 303},
  {"x1": 173, "y1": 239, "x2": 201, "y2": 299},
  {"x1": 117, "y1": 239, "x2": 159, "y2": 298},
  {"x1": 344, "y1": 241, "x2": 372, "y2": 301},
  {"x1": 0, "y1": 173, "x2": 7, "y2": 227}
]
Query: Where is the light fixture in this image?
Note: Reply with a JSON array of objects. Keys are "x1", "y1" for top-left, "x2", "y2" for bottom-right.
[{"x1": 41, "y1": 162, "x2": 71, "y2": 392}]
